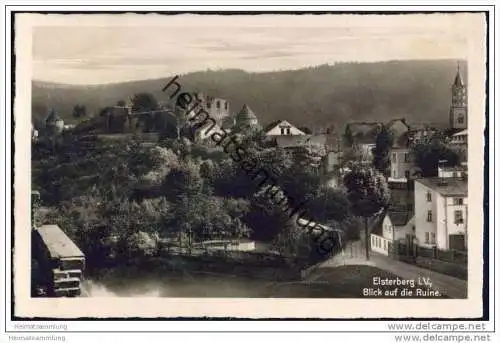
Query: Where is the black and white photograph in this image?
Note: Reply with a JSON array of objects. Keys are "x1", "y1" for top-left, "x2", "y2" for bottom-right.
[{"x1": 8, "y1": 10, "x2": 489, "y2": 321}]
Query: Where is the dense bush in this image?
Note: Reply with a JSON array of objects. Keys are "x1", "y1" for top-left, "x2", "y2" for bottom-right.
[{"x1": 32, "y1": 128, "x2": 358, "y2": 268}]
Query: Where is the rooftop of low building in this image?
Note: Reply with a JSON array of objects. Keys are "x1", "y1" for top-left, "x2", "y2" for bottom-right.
[{"x1": 415, "y1": 177, "x2": 468, "y2": 197}]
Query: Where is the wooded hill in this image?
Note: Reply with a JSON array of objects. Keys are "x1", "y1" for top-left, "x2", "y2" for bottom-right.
[{"x1": 32, "y1": 59, "x2": 466, "y2": 130}]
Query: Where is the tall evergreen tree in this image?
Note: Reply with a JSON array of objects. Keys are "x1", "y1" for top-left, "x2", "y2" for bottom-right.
[
  {"x1": 343, "y1": 166, "x2": 390, "y2": 260},
  {"x1": 372, "y1": 125, "x2": 393, "y2": 176}
]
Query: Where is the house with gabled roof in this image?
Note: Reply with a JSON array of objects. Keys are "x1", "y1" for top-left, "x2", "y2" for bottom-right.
[
  {"x1": 387, "y1": 118, "x2": 410, "y2": 138},
  {"x1": 370, "y1": 210, "x2": 415, "y2": 256},
  {"x1": 414, "y1": 176, "x2": 468, "y2": 251}
]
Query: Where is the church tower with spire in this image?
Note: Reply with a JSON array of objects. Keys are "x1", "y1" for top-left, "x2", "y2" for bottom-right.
[{"x1": 449, "y1": 63, "x2": 467, "y2": 130}]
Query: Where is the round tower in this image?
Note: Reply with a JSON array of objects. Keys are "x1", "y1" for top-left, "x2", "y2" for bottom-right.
[{"x1": 235, "y1": 104, "x2": 260, "y2": 130}]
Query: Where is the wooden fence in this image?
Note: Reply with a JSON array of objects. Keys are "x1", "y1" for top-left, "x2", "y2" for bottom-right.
[{"x1": 389, "y1": 241, "x2": 467, "y2": 265}]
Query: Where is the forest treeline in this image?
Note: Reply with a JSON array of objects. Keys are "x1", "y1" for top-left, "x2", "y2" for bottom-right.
[{"x1": 32, "y1": 59, "x2": 465, "y2": 129}]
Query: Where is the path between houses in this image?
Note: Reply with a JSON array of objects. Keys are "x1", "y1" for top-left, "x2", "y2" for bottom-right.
[{"x1": 307, "y1": 240, "x2": 468, "y2": 299}]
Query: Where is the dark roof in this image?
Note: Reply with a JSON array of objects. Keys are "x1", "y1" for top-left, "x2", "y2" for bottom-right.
[
  {"x1": 388, "y1": 211, "x2": 413, "y2": 227},
  {"x1": 345, "y1": 122, "x2": 381, "y2": 144},
  {"x1": 346, "y1": 122, "x2": 381, "y2": 135},
  {"x1": 35, "y1": 225, "x2": 84, "y2": 259},
  {"x1": 370, "y1": 213, "x2": 386, "y2": 236},
  {"x1": 276, "y1": 134, "x2": 327, "y2": 149},
  {"x1": 263, "y1": 119, "x2": 283, "y2": 133},
  {"x1": 415, "y1": 177, "x2": 467, "y2": 197},
  {"x1": 387, "y1": 118, "x2": 409, "y2": 130}
]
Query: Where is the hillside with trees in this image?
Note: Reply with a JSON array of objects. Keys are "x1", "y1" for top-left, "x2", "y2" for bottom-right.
[
  {"x1": 32, "y1": 129, "x2": 363, "y2": 271},
  {"x1": 32, "y1": 59, "x2": 466, "y2": 129}
]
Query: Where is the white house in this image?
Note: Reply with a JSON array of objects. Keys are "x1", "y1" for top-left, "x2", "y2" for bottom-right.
[
  {"x1": 389, "y1": 147, "x2": 418, "y2": 183},
  {"x1": 371, "y1": 211, "x2": 414, "y2": 256},
  {"x1": 450, "y1": 129, "x2": 467, "y2": 147},
  {"x1": 414, "y1": 177, "x2": 468, "y2": 251},
  {"x1": 264, "y1": 120, "x2": 306, "y2": 136},
  {"x1": 438, "y1": 165, "x2": 467, "y2": 178}
]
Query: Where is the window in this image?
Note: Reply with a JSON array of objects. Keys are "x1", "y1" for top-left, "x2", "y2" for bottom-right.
[
  {"x1": 454, "y1": 210, "x2": 464, "y2": 224},
  {"x1": 392, "y1": 153, "x2": 397, "y2": 163},
  {"x1": 431, "y1": 233, "x2": 436, "y2": 244},
  {"x1": 225, "y1": 102, "x2": 228, "y2": 110},
  {"x1": 383, "y1": 240, "x2": 387, "y2": 251},
  {"x1": 425, "y1": 232, "x2": 430, "y2": 244},
  {"x1": 207, "y1": 102, "x2": 211, "y2": 109},
  {"x1": 404, "y1": 153, "x2": 410, "y2": 163},
  {"x1": 452, "y1": 171, "x2": 458, "y2": 177},
  {"x1": 427, "y1": 210, "x2": 433, "y2": 222},
  {"x1": 286, "y1": 127, "x2": 291, "y2": 135},
  {"x1": 457, "y1": 115, "x2": 465, "y2": 124},
  {"x1": 280, "y1": 127, "x2": 285, "y2": 135},
  {"x1": 426, "y1": 191, "x2": 432, "y2": 202},
  {"x1": 216, "y1": 101, "x2": 220, "y2": 109}
]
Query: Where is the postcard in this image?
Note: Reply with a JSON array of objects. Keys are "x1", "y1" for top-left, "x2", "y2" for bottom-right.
[{"x1": 11, "y1": 11, "x2": 487, "y2": 319}]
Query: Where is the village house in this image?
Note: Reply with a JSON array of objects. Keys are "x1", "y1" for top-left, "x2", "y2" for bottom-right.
[
  {"x1": 370, "y1": 210, "x2": 414, "y2": 256},
  {"x1": 275, "y1": 134, "x2": 327, "y2": 168},
  {"x1": 414, "y1": 176, "x2": 468, "y2": 251},
  {"x1": 407, "y1": 126, "x2": 441, "y2": 146},
  {"x1": 344, "y1": 122, "x2": 382, "y2": 162},
  {"x1": 449, "y1": 129, "x2": 467, "y2": 147},
  {"x1": 389, "y1": 147, "x2": 413, "y2": 182},
  {"x1": 438, "y1": 165, "x2": 468, "y2": 178},
  {"x1": 388, "y1": 67, "x2": 468, "y2": 186},
  {"x1": 386, "y1": 118, "x2": 410, "y2": 138},
  {"x1": 385, "y1": 119, "x2": 423, "y2": 188}
]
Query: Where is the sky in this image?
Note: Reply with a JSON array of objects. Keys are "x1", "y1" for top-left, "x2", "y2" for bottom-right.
[{"x1": 30, "y1": 13, "x2": 471, "y2": 85}]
